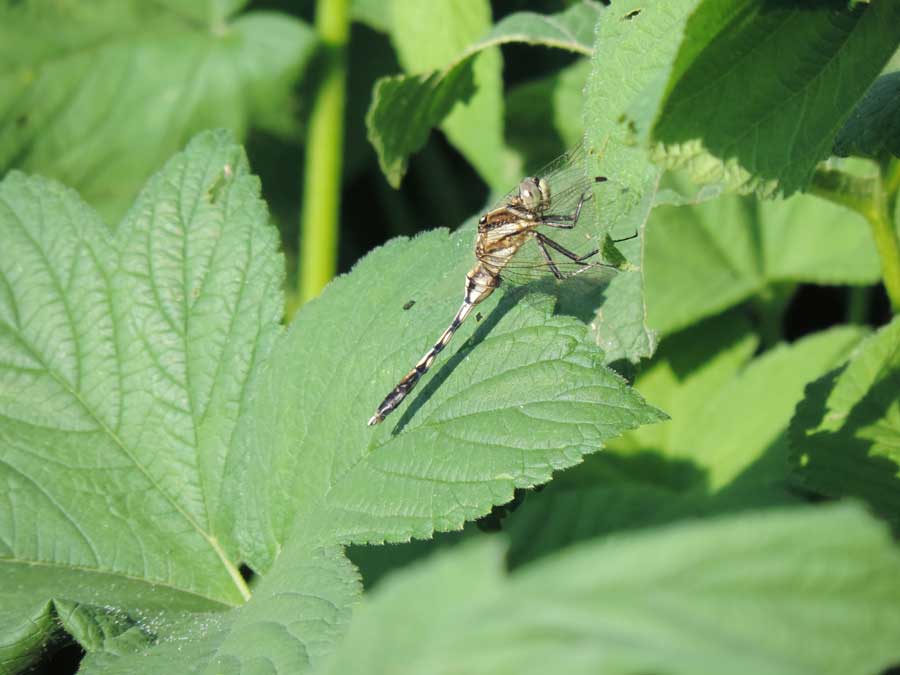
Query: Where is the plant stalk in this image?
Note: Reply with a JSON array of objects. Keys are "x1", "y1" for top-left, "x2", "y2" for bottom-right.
[
  {"x1": 811, "y1": 165, "x2": 900, "y2": 314},
  {"x1": 866, "y1": 200, "x2": 900, "y2": 313},
  {"x1": 296, "y1": 0, "x2": 350, "y2": 311}
]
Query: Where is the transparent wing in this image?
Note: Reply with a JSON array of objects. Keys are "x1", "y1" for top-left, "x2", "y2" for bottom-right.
[
  {"x1": 486, "y1": 236, "x2": 620, "y2": 286},
  {"x1": 487, "y1": 141, "x2": 615, "y2": 282},
  {"x1": 484, "y1": 140, "x2": 597, "y2": 215}
]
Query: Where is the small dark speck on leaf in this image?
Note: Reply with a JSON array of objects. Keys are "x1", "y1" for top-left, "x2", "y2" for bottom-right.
[
  {"x1": 239, "y1": 563, "x2": 256, "y2": 583},
  {"x1": 624, "y1": 9, "x2": 641, "y2": 19},
  {"x1": 475, "y1": 312, "x2": 483, "y2": 322},
  {"x1": 403, "y1": 300, "x2": 416, "y2": 310},
  {"x1": 16, "y1": 114, "x2": 27, "y2": 128}
]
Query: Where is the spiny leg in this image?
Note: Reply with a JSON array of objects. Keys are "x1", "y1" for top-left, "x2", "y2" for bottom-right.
[
  {"x1": 534, "y1": 233, "x2": 564, "y2": 280},
  {"x1": 535, "y1": 231, "x2": 600, "y2": 267}
]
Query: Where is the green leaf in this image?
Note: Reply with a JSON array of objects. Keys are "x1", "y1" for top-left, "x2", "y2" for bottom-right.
[
  {"x1": 834, "y1": 70, "x2": 900, "y2": 160},
  {"x1": 569, "y1": 187, "x2": 659, "y2": 364},
  {"x1": 582, "y1": 0, "x2": 706, "y2": 363},
  {"x1": 367, "y1": 1, "x2": 601, "y2": 188},
  {"x1": 350, "y1": 0, "x2": 391, "y2": 33},
  {"x1": 650, "y1": 0, "x2": 900, "y2": 196},
  {"x1": 366, "y1": 69, "x2": 478, "y2": 189},
  {"x1": 235, "y1": 222, "x2": 665, "y2": 570},
  {"x1": 645, "y1": 183, "x2": 880, "y2": 335},
  {"x1": 0, "y1": 130, "x2": 283, "y2": 665},
  {"x1": 320, "y1": 504, "x2": 900, "y2": 675},
  {"x1": 506, "y1": 316, "x2": 867, "y2": 564},
  {"x1": 790, "y1": 316, "x2": 900, "y2": 525},
  {"x1": 505, "y1": 60, "x2": 591, "y2": 170},
  {"x1": 0, "y1": 595, "x2": 57, "y2": 675},
  {"x1": 389, "y1": 0, "x2": 507, "y2": 190},
  {"x1": 643, "y1": 326, "x2": 866, "y2": 493},
  {"x1": 53, "y1": 601, "x2": 153, "y2": 656},
  {"x1": 0, "y1": 1, "x2": 315, "y2": 222}
]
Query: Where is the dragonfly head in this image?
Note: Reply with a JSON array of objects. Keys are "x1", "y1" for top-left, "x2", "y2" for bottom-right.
[{"x1": 519, "y1": 176, "x2": 550, "y2": 211}]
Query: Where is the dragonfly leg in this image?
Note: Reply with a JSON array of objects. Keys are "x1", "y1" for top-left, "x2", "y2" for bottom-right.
[
  {"x1": 536, "y1": 231, "x2": 599, "y2": 264},
  {"x1": 541, "y1": 188, "x2": 593, "y2": 229},
  {"x1": 534, "y1": 233, "x2": 565, "y2": 280},
  {"x1": 613, "y1": 231, "x2": 638, "y2": 243}
]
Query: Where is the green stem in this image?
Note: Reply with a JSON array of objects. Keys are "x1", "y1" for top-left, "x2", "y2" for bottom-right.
[
  {"x1": 296, "y1": 0, "x2": 350, "y2": 311},
  {"x1": 846, "y1": 286, "x2": 869, "y2": 324},
  {"x1": 866, "y1": 197, "x2": 900, "y2": 313},
  {"x1": 810, "y1": 166, "x2": 900, "y2": 314},
  {"x1": 753, "y1": 282, "x2": 795, "y2": 349}
]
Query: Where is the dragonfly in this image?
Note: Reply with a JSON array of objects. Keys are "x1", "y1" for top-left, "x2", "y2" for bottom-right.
[{"x1": 367, "y1": 142, "x2": 628, "y2": 426}]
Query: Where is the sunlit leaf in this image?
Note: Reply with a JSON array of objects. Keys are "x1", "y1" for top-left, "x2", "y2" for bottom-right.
[
  {"x1": 651, "y1": 1, "x2": 900, "y2": 196},
  {"x1": 367, "y1": 1, "x2": 602, "y2": 188},
  {"x1": 790, "y1": 316, "x2": 900, "y2": 525}
]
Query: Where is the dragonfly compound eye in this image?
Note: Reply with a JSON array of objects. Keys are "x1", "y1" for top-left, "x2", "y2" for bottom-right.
[{"x1": 522, "y1": 177, "x2": 550, "y2": 210}]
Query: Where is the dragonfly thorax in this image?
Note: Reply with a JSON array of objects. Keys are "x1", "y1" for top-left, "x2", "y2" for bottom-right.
[{"x1": 519, "y1": 176, "x2": 550, "y2": 211}]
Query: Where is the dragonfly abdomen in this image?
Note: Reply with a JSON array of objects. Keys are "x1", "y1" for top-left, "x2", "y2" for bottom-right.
[
  {"x1": 367, "y1": 302, "x2": 473, "y2": 426},
  {"x1": 367, "y1": 266, "x2": 501, "y2": 426}
]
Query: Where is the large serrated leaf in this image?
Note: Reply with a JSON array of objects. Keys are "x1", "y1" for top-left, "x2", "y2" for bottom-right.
[
  {"x1": 790, "y1": 316, "x2": 900, "y2": 525},
  {"x1": 236, "y1": 223, "x2": 665, "y2": 570},
  {"x1": 320, "y1": 504, "x2": 900, "y2": 675},
  {"x1": 367, "y1": 1, "x2": 602, "y2": 188},
  {"x1": 650, "y1": 0, "x2": 900, "y2": 196},
  {"x1": 0, "y1": 1, "x2": 314, "y2": 222},
  {"x1": 506, "y1": 316, "x2": 867, "y2": 564},
  {"x1": 0, "y1": 130, "x2": 284, "y2": 667}
]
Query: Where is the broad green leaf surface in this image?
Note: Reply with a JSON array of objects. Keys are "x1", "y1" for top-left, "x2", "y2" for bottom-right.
[
  {"x1": 321, "y1": 504, "x2": 900, "y2": 675},
  {"x1": 645, "y1": 184, "x2": 881, "y2": 335},
  {"x1": 505, "y1": 60, "x2": 591, "y2": 170},
  {"x1": 568, "y1": 186, "x2": 657, "y2": 365},
  {"x1": 235, "y1": 222, "x2": 665, "y2": 572},
  {"x1": 367, "y1": 1, "x2": 601, "y2": 188},
  {"x1": 620, "y1": 325, "x2": 865, "y2": 492},
  {"x1": 651, "y1": 1, "x2": 900, "y2": 196},
  {"x1": 790, "y1": 316, "x2": 900, "y2": 525},
  {"x1": 0, "y1": 131, "x2": 283, "y2": 666},
  {"x1": 0, "y1": 1, "x2": 314, "y2": 222},
  {"x1": 366, "y1": 69, "x2": 478, "y2": 189},
  {"x1": 507, "y1": 316, "x2": 867, "y2": 564},
  {"x1": 582, "y1": 0, "x2": 707, "y2": 362}
]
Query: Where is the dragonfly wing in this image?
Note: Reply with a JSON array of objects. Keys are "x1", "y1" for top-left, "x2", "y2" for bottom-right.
[{"x1": 482, "y1": 237, "x2": 620, "y2": 286}]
